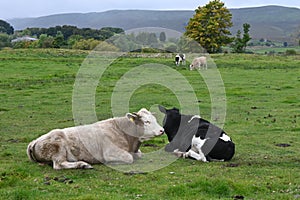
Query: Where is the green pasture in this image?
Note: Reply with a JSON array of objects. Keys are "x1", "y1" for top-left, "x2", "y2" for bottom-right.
[
  {"x1": 249, "y1": 46, "x2": 300, "y2": 55},
  {"x1": 0, "y1": 49, "x2": 299, "y2": 199}
]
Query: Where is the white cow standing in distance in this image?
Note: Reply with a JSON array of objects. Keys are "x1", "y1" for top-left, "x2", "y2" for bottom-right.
[
  {"x1": 27, "y1": 108, "x2": 164, "y2": 170},
  {"x1": 190, "y1": 56, "x2": 207, "y2": 70}
]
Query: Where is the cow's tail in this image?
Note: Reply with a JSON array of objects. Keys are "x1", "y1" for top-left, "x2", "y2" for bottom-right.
[{"x1": 27, "y1": 140, "x2": 38, "y2": 162}]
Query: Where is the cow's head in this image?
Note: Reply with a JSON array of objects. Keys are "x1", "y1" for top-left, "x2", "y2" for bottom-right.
[
  {"x1": 127, "y1": 108, "x2": 164, "y2": 141},
  {"x1": 189, "y1": 64, "x2": 194, "y2": 71},
  {"x1": 158, "y1": 105, "x2": 181, "y2": 141}
]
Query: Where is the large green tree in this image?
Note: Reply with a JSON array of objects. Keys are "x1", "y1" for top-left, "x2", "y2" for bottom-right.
[{"x1": 185, "y1": 0, "x2": 233, "y2": 53}]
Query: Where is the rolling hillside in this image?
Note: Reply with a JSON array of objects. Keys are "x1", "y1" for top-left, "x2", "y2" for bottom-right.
[
  {"x1": 230, "y1": 6, "x2": 300, "y2": 42},
  {"x1": 7, "y1": 6, "x2": 300, "y2": 42}
]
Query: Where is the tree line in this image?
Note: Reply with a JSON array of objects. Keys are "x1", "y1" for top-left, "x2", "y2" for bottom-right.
[
  {"x1": 21, "y1": 26, "x2": 124, "y2": 40},
  {"x1": 0, "y1": 20, "x2": 250, "y2": 53},
  {"x1": 1, "y1": 0, "x2": 298, "y2": 53},
  {"x1": 0, "y1": 24, "x2": 125, "y2": 49}
]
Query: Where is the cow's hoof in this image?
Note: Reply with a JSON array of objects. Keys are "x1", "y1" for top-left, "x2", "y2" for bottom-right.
[
  {"x1": 78, "y1": 162, "x2": 93, "y2": 169},
  {"x1": 133, "y1": 152, "x2": 142, "y2": 159},
  {"x1": 83, "y1": 165, "x2": 93, "y2": 169},
  {"x1": 182, "y1": 153, "x2": 189, "y2": 159},
  {"x1": 173, "y1": 149, "x2": 184, "y2": 157}
]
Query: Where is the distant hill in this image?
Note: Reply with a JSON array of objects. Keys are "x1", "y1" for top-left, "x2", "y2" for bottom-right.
[
  {"x1": 8, "y1": 6, "x2": 300, "y2": 42},
  {"x1": 230, "y1": 6, "x2": 300, "y2": 42}
]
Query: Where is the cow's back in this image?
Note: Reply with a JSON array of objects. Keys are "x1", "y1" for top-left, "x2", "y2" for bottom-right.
[
  {"x1": 27, "y1": 122, "x2": 110, "y2": 164},
  {"x1": 27, "y1": 129, "x2": 68, "y2": 163}
]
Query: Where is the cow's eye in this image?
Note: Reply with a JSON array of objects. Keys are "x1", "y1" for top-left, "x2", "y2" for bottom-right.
[{"x1": 145, "y1": 120, "x2": 151, "y2": 124}]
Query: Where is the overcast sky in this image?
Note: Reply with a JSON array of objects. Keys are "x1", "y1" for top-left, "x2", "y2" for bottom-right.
[{"x1": 1, "y1": 0, "x2": 299, "y2": 20}]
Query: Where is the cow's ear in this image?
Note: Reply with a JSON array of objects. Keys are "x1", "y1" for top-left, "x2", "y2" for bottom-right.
[
  {"x1": 158, "y1": 105, "x2": 166, "y2": 114},
  {"x1": 126, "y1": 113, "x2": 140, "y2": 123}
]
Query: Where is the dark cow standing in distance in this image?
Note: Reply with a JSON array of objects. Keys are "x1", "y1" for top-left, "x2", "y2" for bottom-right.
[{"x1": 159, "y1": 105, "x2": 235, "y2": 162}]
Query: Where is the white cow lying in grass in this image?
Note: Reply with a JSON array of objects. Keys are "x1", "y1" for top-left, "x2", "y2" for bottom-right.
[
  {"x1": 27, "y1": 108, "x2": 164, "y2": 169},
  {"x1": 190, "y1": 56, "x2": 207, "y2": 70}
]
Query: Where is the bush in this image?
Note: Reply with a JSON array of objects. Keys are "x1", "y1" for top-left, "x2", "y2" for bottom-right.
[
  {"x1": 28, "y1": 40, "x2": 39, "y2": 48},
  {"x1": 285, "y1": 49, "x2": 297, "y2": 55},
  {"x1": 94, "y1": 41, "x2": 119, "y2": 51},
  {"x1": 0, "y1": 33, "x2": 11, "y2": 48},
  {"x1": 72, "y1": 39, "x2": 100, "y2": 50},
  {"x1": 12, "y1": 41, "x2": 33, "y2": 49},
  {"x1": 38, "y1": 34, "x2": 54, "y2": 48},
  {"x1": 165, "y1": 44, "x2": 178, "y2": 53}
]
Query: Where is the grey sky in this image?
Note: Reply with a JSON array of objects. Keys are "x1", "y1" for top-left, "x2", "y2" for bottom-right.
[{"x1": 1, "y1": 0, "x2": 299, "y2": 20}]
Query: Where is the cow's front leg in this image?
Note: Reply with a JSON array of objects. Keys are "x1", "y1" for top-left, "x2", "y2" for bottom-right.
[
  {"x1": 184, "y1": 149, "x2": 208, "y2": 162},
  {"x1": 53, "y1": 160, "x2": 93, "y2": 170},
  {"x1": 197, "y1": 63, "x2": 201, "y2": 70},
  {"x1": 132, "y1": 149, "x2": 142, "y2": 159},
  {"x1": 103, "y1": 146, "x2": 134, "y2": 164},
  {"x1": 173, "y1": 149, "x2": 185, "y2": 157}
]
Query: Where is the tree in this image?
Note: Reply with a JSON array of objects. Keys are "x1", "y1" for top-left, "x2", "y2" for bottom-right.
[
  {"x1": 99, "y1": 27, "x2": 124, "y2": 40},
  {"x1": 231, "y1": 23, "x2": 251, "y2": 53},
  {"x1": 231, "y1": 30, "x2": 243, "y2": 53},
  {"x1": 136, "y1": 32, "x2": 150, "y2": 45},
  {"x1": 165, "y1": 43, "x2": 177, "y2": 52},
  {"x1": 0, "y1": 33, "x2": 11, "y2": 48},
  {"x1": 159, "y1": 32, "x2": 166, "y2": 42},
  {"x1": 21, "y1": 26, "x2": 125, "y2": 43},
  {"x1": 108, "y1": 34, "x2": 141, "y2": 52},
  {"x1": 72, "y1": 39, "x2": 100, "y2": 50},
  {"x1": 0, "y1": 20, "x2": 14, "y2": 35},
  {"x1": 38, "y1": 34, "x2": 54, "y2": 48},
  {"x1": 148, "y1": 33, "x2": 158, "y2": 45},
  {"x1": 67, "y1": 35, "x2": 83, "y2": 48},
  {"x1": 242, "y1": 23, "x2": 251, "y2": 49},
  {"x1": 177, "y1": 36, "x2": 205, "y2": 53},
  {"x1": 53, "y1": 31, "x2": 65, "y2": 48},
  {"x1": 185, "y1": 0, "x2": 233, "y2": 53}
]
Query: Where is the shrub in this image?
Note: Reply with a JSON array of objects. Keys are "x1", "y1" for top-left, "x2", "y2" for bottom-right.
[
  {"x1": 0, "y1": 33, "x2": 11, "y2": 48},
  {"x1": 38, "y1": 34, "x2": 54, "y2": 48},
  {"x1": 94, "y1": 41, "x2": 119, "y2": 51},
  {"x1": 12, "y1": 41, "x2": 33, "y2": 49},
  {"x1": 285, "y1": 49, "x2": 297, "y2": 55},
  {"x1": 72, "y1": 39, "x2": 100, "y2": 50},
  {"x1": 165, "y1": 44, "x2": 177, "y2": 53}
]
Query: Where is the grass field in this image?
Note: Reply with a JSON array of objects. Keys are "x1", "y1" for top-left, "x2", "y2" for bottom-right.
[
  {"x1": 0, "y1": 49, "x2": 299, "y2": 199},
  {"x1": 248, "y1": 46, "x2": 300, "y2": 55}
]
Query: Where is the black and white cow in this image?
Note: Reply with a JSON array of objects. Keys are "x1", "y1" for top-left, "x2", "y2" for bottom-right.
[
  {"x1": 159, "y1": 105, "x2": 235, "y2": 162},
  {"x1": 175, "y1": 53, "x2": 186, "y2": 66}
]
